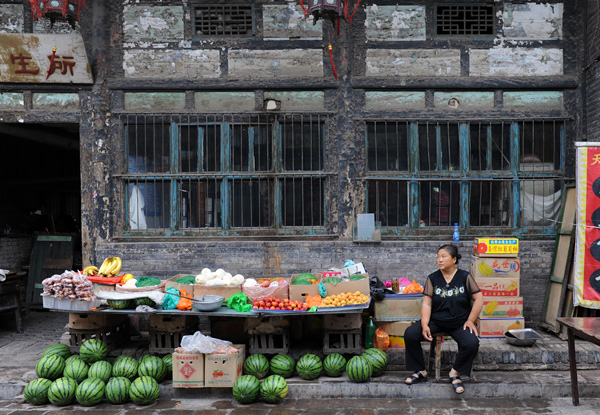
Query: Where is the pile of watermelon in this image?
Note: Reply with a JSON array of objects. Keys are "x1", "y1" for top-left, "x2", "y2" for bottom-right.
[
  {"x1": 24, "y1": 339, "x2": 172, "y2": 407},
  {"x1": 233, "y1": 348, "x2": 388, "y2": 404}
]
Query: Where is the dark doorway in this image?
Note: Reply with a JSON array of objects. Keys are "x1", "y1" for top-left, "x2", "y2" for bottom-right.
[{"x1": 0, "y1": 123, "x2": 82, "y2": 269}]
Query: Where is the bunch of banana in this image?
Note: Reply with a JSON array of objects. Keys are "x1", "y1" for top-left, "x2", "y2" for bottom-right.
[
  {"x1": 98, "y1": 257, "x2": 122, "y2": 278},
  {"x1": 82, "y1": 265, "x2": 98, "y2": 276},
  {"x1": 477, "y1": 262, "x2": 494, "y2": 277},
  {"x1": 484, "y1": 301, "x2": 499, "y2": 316},
  {"x1": 505, "y1": 280, "x2": 518, "y2": 292}
]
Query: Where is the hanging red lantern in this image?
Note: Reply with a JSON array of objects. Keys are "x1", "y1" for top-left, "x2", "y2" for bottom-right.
[{"x1": 30, "y1": 0, "x2": 85, "y2": 29}]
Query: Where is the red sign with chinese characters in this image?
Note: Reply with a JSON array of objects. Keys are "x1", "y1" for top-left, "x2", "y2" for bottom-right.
[{"x1": 574, "y1": 145, "x2": 600, "y2": 308}]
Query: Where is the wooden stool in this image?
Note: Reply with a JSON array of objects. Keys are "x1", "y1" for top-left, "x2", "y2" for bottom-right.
[{"x1": 427, "y1": 333, "x2": 447, "y2": 382}]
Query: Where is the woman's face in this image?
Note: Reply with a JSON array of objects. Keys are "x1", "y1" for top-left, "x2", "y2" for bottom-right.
[{"x1": 437, "y1": 249, "x2": 456, "y2": 271}]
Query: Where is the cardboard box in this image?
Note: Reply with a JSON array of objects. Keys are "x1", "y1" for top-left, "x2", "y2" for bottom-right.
[
  {"x1": 194, "y1": 284, "x2": 242, "y2": 299},
  {"x1": 323, "y1": 274, "x2": 370, "y2": 297},
  {"x1": 172, "y1": 352, "x2": 205, "y2": 388},
  {"x1": 165, "y1": 274, "x2": 242, "y2": 300},
  {"x1": 204, "y1": 344, "x2": 245, "y2": 388},
  {"x1": 68, "y1": 313, "x2": 127, "y2": 329},
  {"x1": 476, "y1": 317, "x2": 525, "y2": 338},
  {"x1": 374, "y1": 294, "x2": 423, "y2": 321},
  {"x1": 289, "y1": 273, "x2": 321, "y2": 303},
  {"x1": 481, "y1": 296, "x2": 524, "y2": 318},
  {"x1": 473, "y1": 237, "x2": 519, "y2": 257},
  {"x1": 471, "y1": 256, "x2": 520, "y2": 279},
  {"x1": 475, "y1": 277, "x2": 520, "y2": 297},
  {"x1": 375, "y1": 321, "x2": 416, "y2": 349},
  {"x1": 322, "y1": 313, "x2": 362, "y2": 330},
  {"x1": 165, "y1": 274, "x2": 196, "y2": 296},
  {"x1": 342, "y1": 262, "x2": 366, "y2": 276}
]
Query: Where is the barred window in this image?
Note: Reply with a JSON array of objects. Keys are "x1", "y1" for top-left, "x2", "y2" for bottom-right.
[
  {"x1": 366, "y1": 120, "x2": 564, "y2": 237},
  {"x1": 121, "y1": 114, "x2": 328, "y2": 236},
  {"x1": 193, "y1": 4, "x2": 253, "y2": 37}
]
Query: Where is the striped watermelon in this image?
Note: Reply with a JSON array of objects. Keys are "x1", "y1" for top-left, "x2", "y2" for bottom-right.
[
  {"x1": 75, "y1": 377, "x2": 106, "y2": 406},
  {"x1": 134, "y1": 297, "x2": 155, "y2": 306},
  {"x1": 23, "y1": 378, "x2": 52, "y2": 405},
  {"x1": 105, "y1": 376, "x2": 131, "y2": 404},
  {"x1": 65, "y1": 354, "x2": 82, "y2": 365},
  {"x1": 243, "y1": 354, "x2": 269, "y2": 379},
  {"x1": 361, "y1": 348, "x2": 388, "y2": 376},
  {"x1": 88, "y1": 360, "x2": 113, "y2": 383},
  {"x1": 162, "y1": 354, "x2": 173, "y2": 375},
  {"x1": 323, "y1": 353, "x2": 346, "y2": 377},
  {"x1": 107, "y1": 299, "x2": 133, "y2": 309},
  {"x1": 259, "y1": 375, "x2": 288, "y2": 404},
  {"x1": 346, "y1": 356, "x2": 372, "y2": 383},
  {"x1": 296, "y1": 354, "x2": 322, "y2": 380},
  {"x1": 35, "y1": 354, "x2": 66, "y2": 381},
  {"x1": 129, "y1": 376, "x2": 159, "y2": 405},
  {"x1": 47, "y1": 377, "x2": 77, "y2": 406},
  {"x1": 43, "y1": 343, "x2": 71, "y2": 360},
  {"x1": 79, "y1": 339, "x2": 107, "y2": 364},
  {"x1": 112, "y1": 356, "x2": 139, "y2": 381},
  {"x1": 232, "y1": 375, "x2": 260, "y2": 404},
  {"x1": 269, "y1": 354, "x2": 295, "y2": 378},
  {"x1": 138, "y1": 356, "x2": 167, "y2": 383},
  {"x1": 63, "y1": 357, "x2": 89, "y2": 383}
]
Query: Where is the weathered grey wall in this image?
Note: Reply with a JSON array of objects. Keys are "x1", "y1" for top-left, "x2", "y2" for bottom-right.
[
  {"x1": 0, "y1": 237, "x2": 33, "y2": 271},
  {"x1": 97, "y1": 240, "x2": 553, "y2": 328}
]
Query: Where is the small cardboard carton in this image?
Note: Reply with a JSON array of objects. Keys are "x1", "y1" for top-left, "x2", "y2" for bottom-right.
[
  {"x1": 165, "y1": 274, "x2": 197, "y2": 296},
  {"x1": 373, "y1": 293, "x2": 423, "y2": 321},
  {"x1": 204, "y1": 344, "x2": 245, "y2": 388},
  {"x1": 475, "y1": 277, "x2": 520, "y2": 297},
  {"x1": 172, "y1": 352, "x2": 204, "y2": 388},
  {"x1": 68, "y1": 313, "x2": 127, "y2": 329},
  {"x1": 476, "y1": 317, "x2": 525, "y2": 338},
  {"x1": 288, "y1": 273, "x2": 321, "y2": 303},
  {"x1": 480, "y1": 296, "x2": 524, "y2": 318},
  {"x1": 322, "y1": 313, "x2": 362, "y2": 330},
  {"x1": 375, "y1": 320, "x2": 416, "y2": 349},
  {"x1": 473, "y1": 237, "x2": 519, "y2": 257},
  {"x1": 322, "y1": 274, "x2": 370, "y2": 297},
  {"x1": 471, "y1": 256, "x2": 521, "y2": 279}
]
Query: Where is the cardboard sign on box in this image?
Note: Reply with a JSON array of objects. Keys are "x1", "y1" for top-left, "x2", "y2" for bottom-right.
[
  {"x1": 481, "y1": 297, "x2": 523, "y2": 318},
  {"x1": 374, "y1": 294, "x2": 423, "y2": 321},
  {"x1": 204, "y1": 344, "x2": 245, "y2": 388},
  {"x1": 471, "y1": 256, "x2": 520, "y2": 279},
  {"x1": 172, "y1": 352, "x2": 204, "y2": 388},
  {"x1": 473, "y1": 237, "x2": 519, "y2": 257},
  {"x1": 476, "y1": 317, "x2": 525, "y2": 338},
  {"x1": 474, "y1": 277, "x2": 520, "y2": 297}
]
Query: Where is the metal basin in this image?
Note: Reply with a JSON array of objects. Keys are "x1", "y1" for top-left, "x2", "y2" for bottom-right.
[
  {"x1": 191, "y1": 295, "x2": 224, "y2": 312},
  {"x1": 505, "y1": 328, "x2": 543, "y2": 347}
]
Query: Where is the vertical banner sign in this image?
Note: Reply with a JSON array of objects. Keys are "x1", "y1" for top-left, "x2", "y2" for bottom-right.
[{"x1": 574, "y1": 143, "x2": 600, "y2": 308}]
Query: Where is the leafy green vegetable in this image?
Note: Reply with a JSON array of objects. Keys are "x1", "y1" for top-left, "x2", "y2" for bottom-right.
[
  {"x1": 175, "y1": 275, "x2": 196, "y2": 285},
  {"x1": 135, "y1": 276, "x2": 162, "y2": 287}
]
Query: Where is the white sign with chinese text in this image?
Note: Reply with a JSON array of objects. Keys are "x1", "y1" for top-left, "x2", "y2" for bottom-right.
[{"x1": 0, "y1": 33, "x2": 93, "y2": 84}]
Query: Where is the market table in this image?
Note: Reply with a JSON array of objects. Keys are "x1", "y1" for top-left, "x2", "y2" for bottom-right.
[{"x1": 555, "y1": 317, "x2": 600, "y2": 405}]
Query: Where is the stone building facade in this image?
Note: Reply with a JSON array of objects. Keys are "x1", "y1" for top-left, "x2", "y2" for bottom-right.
[{"x1": 0, "y1": 1, "x2": 586, "y2": 328}]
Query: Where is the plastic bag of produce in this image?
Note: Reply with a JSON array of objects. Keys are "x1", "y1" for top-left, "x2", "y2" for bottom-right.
[
  {"x1": 179, "y1": 331, "x2": 237, "y2": 354},
  {"x1": 374, "y1": 328, "x2": 390, "y2": 351}
]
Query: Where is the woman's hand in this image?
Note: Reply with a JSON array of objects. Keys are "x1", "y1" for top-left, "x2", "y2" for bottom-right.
[
  {"x1": 463, "y1": 320, "x2": 478, "y2": 336},
  {"x1": 422, "y1": 325, "x2": 433, "y2": 342}
]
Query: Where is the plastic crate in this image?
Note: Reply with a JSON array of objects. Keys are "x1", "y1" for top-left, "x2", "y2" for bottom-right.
[
  {"x1": 42, "y1": 295, "x2": 101, "y2": 311},
  {"x1": 323, "y1": 328, "x2": 362, "y2": 354},
  {"x1": 68, "y1": 319, "x2": 130, "y2": 353},
  {"x1": 249, "y1": 328, "x2": 290, "y2": 355},
  {"x1": 149, "y1": 330, "x2": 189, "y2": 354}
]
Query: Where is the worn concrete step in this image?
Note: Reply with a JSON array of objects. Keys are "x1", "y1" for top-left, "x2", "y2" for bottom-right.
[{"x1": 162, "y1": 370, "x2": 600, "y2": 401}]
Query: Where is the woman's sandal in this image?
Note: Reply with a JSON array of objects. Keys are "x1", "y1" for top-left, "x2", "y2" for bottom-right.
[
  {"x1": 450, "y1": 375, "x2": 465, "y2": 394},
  {"x1": 405, "y1": 372, "x2": 427, "y2": 385}
]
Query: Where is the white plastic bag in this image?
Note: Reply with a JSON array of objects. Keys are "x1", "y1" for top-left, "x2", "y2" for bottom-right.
[{"x1": 179, "y1": 331, "x2": 236, "y2": 354}]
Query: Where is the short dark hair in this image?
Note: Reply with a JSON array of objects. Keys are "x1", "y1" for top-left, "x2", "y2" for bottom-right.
[{"x1": 438, "y1": 244, "x2": 461, "y2": 264}]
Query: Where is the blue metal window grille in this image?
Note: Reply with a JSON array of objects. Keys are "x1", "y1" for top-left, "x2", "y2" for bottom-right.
[
  {"x1": 120, "y1": 113, "x2": 329, "y2": 237},
  {"x1": 365, "y1": 120, "x2": 565, "y2": 239}
]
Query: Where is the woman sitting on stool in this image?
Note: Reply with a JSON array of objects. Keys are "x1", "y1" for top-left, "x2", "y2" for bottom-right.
[{"x1": 403, "y1": 244, "x2": 483, "y2": 394}]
